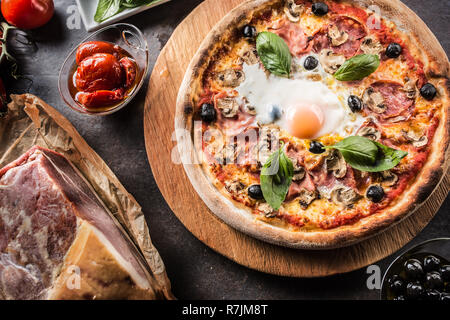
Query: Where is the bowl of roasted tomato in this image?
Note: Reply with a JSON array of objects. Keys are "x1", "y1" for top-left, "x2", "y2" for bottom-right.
[
  {"x1": 381, "y1": 238, "x2": 450, "y2": 301},
  {"x1": 58, "y1": 23, "x2": 149, "y2": 115}
]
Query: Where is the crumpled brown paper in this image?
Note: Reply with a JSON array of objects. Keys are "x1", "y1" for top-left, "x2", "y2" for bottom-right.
[{"x1": 0, "y1": 94, "x2": 173, "y2": 300}]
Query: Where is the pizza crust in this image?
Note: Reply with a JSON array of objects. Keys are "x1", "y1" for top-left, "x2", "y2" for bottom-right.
[{"x1": 175, "y1": 0, "x2": 450, "y2": 249}]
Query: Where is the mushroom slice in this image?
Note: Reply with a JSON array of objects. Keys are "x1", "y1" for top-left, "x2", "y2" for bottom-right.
[
  {"x1": 380, "y1": 170, "x2": 398, "y2": 187},
  {"x1": 358, "y1": 126, "x2": 381, "y2": 141},
  {"x1": 402, "y1": 129, "x2": 428, "y2": 148},
  {"x1": 292, "y1": 166, "x2": 306, "y2": 182},
  {"x1": 362, "y1": 87, "x2": 386, "y2": 114},
  {"x1": 330, "y1": 186, "x2": 362, "y2": 207},
  {"x1": 328, "y1": 25, "x2": 349, "y2": 47},
  {"x1": 319, "y1": 49, "x2": 346, "y2": 74},
  {"x1": 215, "y1": 69, "x2": 245, "y2": 87},
  {"x1": 298, "y1": 189, "x2": 317, "y2": 209},
  {"x1": 242, "y1": 49, "x2": 259, "y2": 65},
  {"x1": 325, "y1": 149, "x2": 347, "y2": 179},
  {"x1": 360, "y1": 36, "x2": 383, "y2": 55},
  {"x1": 284, "y1": 0, "x2": 304, "y2": 22},
  {"x1": 258, "y1": 202, "x2": 277, "y2": 218},
  {"x1": 401, "y1": 78, "x2": 417, "y2": 99},
  {"x1": 217, "y1": 97, "x2": 239, "y2": 118},
  {"x1": 225, "y1": 180, "x2": 245, "y2": 194}
]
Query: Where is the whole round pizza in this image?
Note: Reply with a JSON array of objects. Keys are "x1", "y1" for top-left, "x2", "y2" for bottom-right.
[{"x1": 176, "y1": 0, "x2": 449, "y2": 249}]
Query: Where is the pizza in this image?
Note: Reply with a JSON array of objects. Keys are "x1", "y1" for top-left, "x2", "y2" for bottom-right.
[{"x1": 176, "y1": 0, "x2": 449, "y2": 248}]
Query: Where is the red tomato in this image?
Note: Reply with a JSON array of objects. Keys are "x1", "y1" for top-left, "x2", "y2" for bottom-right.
[
  {"x1": 1, "y1": 0, "x2": 54, "y2": 30},
  {"x1": 76, "y1": 41, "x2": 119, "y2": 65},
  {"x1": 76, "y1": 53, "x2": 123, "y2": 92},
  {"x1": 77, "y1": 89, "x2": 125, "y2": 109}
]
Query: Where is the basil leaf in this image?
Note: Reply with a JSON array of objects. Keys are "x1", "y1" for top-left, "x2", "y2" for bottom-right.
[
  {"x1": 334, "y1": 54, "x2": 380, "y2": 81},
  {"x1": 260, "y1": 146, "x2": 293, "y2": 210},
  {"x1": 256, "y1": 32, "x2": 292, "y2": 77},
  {"x1": 326, "y1": 136, "x2": 408, "y2": 172},
  {"x1": 94, "y1": 0, "x2": 122, "y2": 22},
  {"x1": 122, "y1": 0, "x2": 162, "y2": 8}
]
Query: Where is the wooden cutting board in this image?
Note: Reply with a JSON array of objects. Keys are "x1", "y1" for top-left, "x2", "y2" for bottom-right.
[{"x1": 143, "y1": 0, "x2": 449, "y2": 277}]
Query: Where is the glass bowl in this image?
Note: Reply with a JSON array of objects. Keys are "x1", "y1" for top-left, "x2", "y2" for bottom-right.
[
  {"x1": 58, "y1": 23, "x2": 149, "y2": 116},
  {"x1": 380, "y1": 238, "x2": 450, "y2": 300}
]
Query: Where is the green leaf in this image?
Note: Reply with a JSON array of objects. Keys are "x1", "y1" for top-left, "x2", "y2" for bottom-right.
[
  {"x1": 326, "y1": 136, "x2": 408, "y2": 172},
  {"x1": 260, "y1": 145, "x2": 293, "y2": 210},
  {"x1": 122, "y1": 0, "x2": 162, "y2": 8},
  {"x1": 256, "y1": 32, "x2": 292, "y2": 77},
  {"x1": 94, "y1": 0, "x2": 122, "y2": 22},
  {"x1": 334, "y1": 54, "x2": 380, "y2": 81}
]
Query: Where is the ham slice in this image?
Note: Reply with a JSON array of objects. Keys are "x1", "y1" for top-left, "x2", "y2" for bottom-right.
[
  {"x1": 272, "y1": 20, "x2": 312, "y2": 57},
  {"x1": 0, "y1": 146, "x2": 161, "y2": 300}
]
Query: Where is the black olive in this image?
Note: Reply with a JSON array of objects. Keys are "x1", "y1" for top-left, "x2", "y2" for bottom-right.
[
  {"x1": 419, "y1": 83, "x2": 437, "y2": 101},
  {"x1": 424, "y1": 289, "x2": 441, "y2": 301},
  {"x1": 406, "y1": 281, "x2": 424, "y2": 299},
  {"x1": 393, "y1": 295, "x2": 406, "y2": 300},
  {"x1": 385, "y1": 43, "x2": 402, "y2": 58},
  {"x1": 423, "y1": 255, "x2": 441, "y2": 272},
  {"x1": 439, "y1": 265, "x2": 450, "y2": 282},
  {"x1": 366, "y1": 185, "x2": 385, "y2": 203},
  {"x1": 309, "y1": 141, "x2": 325, "y2": 154},
  {"x1": 404, "y1": 259, "x2": 424, "y2": 280},
  {"x1": 200, "y1": 103, "x2": 216, "y2": 122},
  {"x1": 243, "y1": 25, "x2": 257, "y2": 39},
  {"x1": 440, "y1": 293, "x2": 450, "y2": 301},
  {"x1": 312, "y1": 2, "x2": 328, "y2": 16},
  {"x1": 304, "y1": 56, "x2": 318, "y2": 70},
  {"x1": 388, "y1": 275, "x2": 405, "y2": 295},
  {"x1": 348, "y1": 95, "x2": 363, "y2": 113},
  {"x1": 248, "y1": 184, "x2": 264, "y2": 200},
  {"x1": 425, "y1": 271, "x2": 444, "y2": 290}
]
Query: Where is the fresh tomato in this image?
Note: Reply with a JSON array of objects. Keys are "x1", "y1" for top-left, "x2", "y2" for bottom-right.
[{"x1": 1, "y1": 0, "x2": 54, "y2": 30}]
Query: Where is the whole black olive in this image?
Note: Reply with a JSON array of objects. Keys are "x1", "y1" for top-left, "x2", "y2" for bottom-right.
[
  {"x1": 419, "y1": 83, "x2": 437, "y2": 101},
  {"x1": 248, "y1": 184, "x2": 264, "y2": 200},
  {"x1": 388, "y1": 275, "x2": 405, "y2": 295},
  {"x1": 424, "y1": 289, "x2": 441, "y2": 301},
  {"x1": 243, "y1": 25, "x2": 257, "y2": 39},
  {"x1": 200, "y1": 103, "x2": 216, "y2": 122},
  {"x1": 439, "y1": 265, "x2": 450, "y2": 282},
  {"x1": 366, "y1": 185, "x2": 385, "y2": 203},
  {"x1": 425, "y1": 271, "x2": 444, "y2": 290},
  {"x1": 423, "y1": 255, "x2": 441, "y2": 272},
  {"x1": 312, "y1": 2, "x2": 328, "y2": 16},
  {"x1": 348, "y1": 95, "x2": 363, "y2": 113},
  {"x1": 404, "y1": 259, "x2": 424, "y2": 280},
  {"x1": 309, "y1": 141, "x2": 325, "y2": 154},
  {"x1": 385, "y1": 43, "x2": 402, "y2": 58},
  {"x1": 304, "y1": 56, "x2": 318, "y2": 70},
  {"x1": 406, "y1": 281, "x2": 424, "y2": 299}
]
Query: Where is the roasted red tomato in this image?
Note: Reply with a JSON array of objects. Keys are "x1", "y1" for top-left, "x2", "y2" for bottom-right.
[
  {"x1": 76, "y1": 41, "x2": 118, "y2": 65},
  {"x1": 119, "y1": 57, "x2": 137, "y2": 88},
  {"x1": 77, "y1": 89, "x2": 125, "y2": 109},
  {"x1": 1, "y1": 0, "x2": 54, "y2": 30},
  {"x1": 75, "y1": 53, "x2": 123, "y2": 92}
]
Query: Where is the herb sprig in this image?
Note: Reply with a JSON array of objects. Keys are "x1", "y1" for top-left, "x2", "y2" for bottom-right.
[
  {"x1": 256, "y1": 32, "x2": 292, "y2": 77},
  {"x1": 94, "y1": 0, "x2": 164, "y2": 23}
]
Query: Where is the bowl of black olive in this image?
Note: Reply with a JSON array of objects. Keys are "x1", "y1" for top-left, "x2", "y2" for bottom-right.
[{"x1": 381, "y1": 238, "x2": 450, "y2": 300}]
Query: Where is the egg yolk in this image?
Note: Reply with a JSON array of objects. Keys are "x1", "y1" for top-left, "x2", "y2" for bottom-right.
[{"x1": 286, "y1": 104, "x2": 324, "y2": 139}]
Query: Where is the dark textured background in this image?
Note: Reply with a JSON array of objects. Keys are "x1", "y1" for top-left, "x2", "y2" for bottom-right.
[{"x1": 5, "y1": 0, "x2": 450, "y2": 299}]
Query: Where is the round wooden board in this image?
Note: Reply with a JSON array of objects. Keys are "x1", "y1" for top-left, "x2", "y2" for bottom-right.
[{"x1": 143, "y1": 0, "x2": 449, "y2": 277}]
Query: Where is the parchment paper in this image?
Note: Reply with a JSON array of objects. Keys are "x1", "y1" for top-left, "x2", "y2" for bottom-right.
[{"x1": 0, "y1": 94, "x2": 173, "y2": 300}]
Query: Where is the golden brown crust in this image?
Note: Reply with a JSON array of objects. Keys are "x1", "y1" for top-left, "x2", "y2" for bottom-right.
[{"x1": 175, "y1": 0, "x2": 450, "y2": 249}]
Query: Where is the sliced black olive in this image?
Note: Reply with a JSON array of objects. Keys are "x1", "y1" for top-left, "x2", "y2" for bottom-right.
[
  {"x1": 439, "y1": 265, "x2": 450, "y2": 282},
  {"x1": 385, "y1": 43, "x2": 402, "y2": 58},
  {"x1": 248, "y1": 184, "x2": 264, "y2": 200},
  {"x1": 404, "y1": 259, "x2": 424, "y2": 280},
  {"x1": 309, "y1": 141, "x2": 325, "y2": 154},
  {"x1": 304, "y1": 56, "x2": 318, "y2": 70},
  {"x1": 419, "y1": 83, "x2": 437, "y2": 101},
  {"x1": 348, "y1": 95, "x2": 362, "y2": 112},
  {"x1": 423, "y1": 255, "x2": 441, "y2": 272},
  {"x1": 406, "y1": 281, "x2": 424, "y2": 299},
  {"x1": 366, "y1": 185, "x2": 384, "y2": 203},
  {"x1": 243, "y1": 25, "x2": 257, "y2": 39},
  {"x1": 388, "y1": 275, "x2": 405, "y2": 295},
  {"x1": 312, "y1": 2, "x2": 328, "y2": 16},
  {"x1": 425, "y1": 271, "x2": 444, "y2": 290},
  {"x1": 200, "y1": 103, "x2": 216, "y2": 122},
  {"x1": 424, "y1": 289, "x2": 441, "y2": 301}
]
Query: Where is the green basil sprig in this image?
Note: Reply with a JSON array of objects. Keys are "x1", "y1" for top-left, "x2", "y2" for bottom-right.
[
  {"x1": 260, "y1": 145, "x2": 294, "y2": 210},
  {"x1": 334, "y1": 54, "x2": 380, "y2": 81},
  {"x1": 95, "y1": 0, "x2": 164, "y2": 23},
  {"x1": 325, "y1": 136, "x2": 408, "y2": 172},
  {"x1": 256, "y1": 32, "x2": 292, "y2": 77}
]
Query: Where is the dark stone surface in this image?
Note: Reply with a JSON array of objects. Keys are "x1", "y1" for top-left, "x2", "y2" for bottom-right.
[{"x1": 5, "y1": 0, "x2": 449, "y2": 300}]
